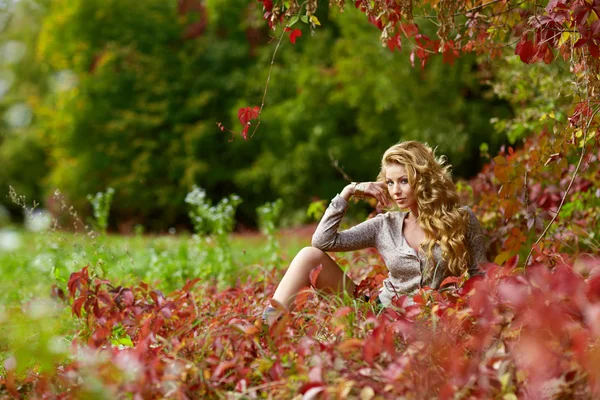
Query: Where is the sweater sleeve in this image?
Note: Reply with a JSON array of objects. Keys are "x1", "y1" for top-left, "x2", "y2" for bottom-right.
[
  {"x1": 464, "y1": 207, "x2": 487, "y2": 276},
  {"x1": 311, "y1": 194, "x2": 384, "y2": 252}
]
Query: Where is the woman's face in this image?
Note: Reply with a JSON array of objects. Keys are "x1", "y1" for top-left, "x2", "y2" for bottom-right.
[{"x1": 385, "y1": 163, "x2": 417, "y2": 210}]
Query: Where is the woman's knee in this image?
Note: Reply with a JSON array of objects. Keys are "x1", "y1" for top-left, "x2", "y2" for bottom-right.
[{"x1": 295, "y1": 246, "x2": 328, "y2": 265}]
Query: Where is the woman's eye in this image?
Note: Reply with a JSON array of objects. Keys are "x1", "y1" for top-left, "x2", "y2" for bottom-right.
[{"x1": 401, "y1": 179, "x2": 408, "y2": 184}]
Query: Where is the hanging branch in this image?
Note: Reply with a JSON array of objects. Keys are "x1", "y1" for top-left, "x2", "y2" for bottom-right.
[{"x1": 524, "y1": 105, "x2": 600, "y2": 267}]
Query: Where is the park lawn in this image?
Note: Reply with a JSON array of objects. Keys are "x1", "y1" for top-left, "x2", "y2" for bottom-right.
[
  {"x1": 0, "y1": 227, "x2": 312, "y2": 306},
  {"x1": 0, "y1": 226, "x2": 315, "y2": 376}
]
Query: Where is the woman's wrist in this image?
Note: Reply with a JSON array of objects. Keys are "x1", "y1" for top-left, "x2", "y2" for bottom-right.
[{"x1": 340, "y1": 183, "x2": 356, "y2": 201}]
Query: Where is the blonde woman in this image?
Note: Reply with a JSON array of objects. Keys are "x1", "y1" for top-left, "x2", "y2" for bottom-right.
[{"x1": 262, "y1": 141, "x2": 487, "y2": 324}]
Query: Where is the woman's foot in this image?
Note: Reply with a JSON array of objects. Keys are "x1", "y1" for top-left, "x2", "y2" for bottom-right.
[{"x1": 261, "y1": 305, "x2": 281, "y2": 325}]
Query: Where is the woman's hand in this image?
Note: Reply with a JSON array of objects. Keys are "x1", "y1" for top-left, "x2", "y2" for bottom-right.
[{"x1": 341, "y1": 181, "x2": 392, "y2": 207}]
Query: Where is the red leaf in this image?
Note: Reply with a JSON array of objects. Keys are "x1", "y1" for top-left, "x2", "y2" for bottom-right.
[
  {"x1": 241, "y1": 125, "x2": 250, "y2": 140},
  {"x1": 68, "y1": 266, "x2": 89, "y2": 298},
  {"x1": 309, "y1": 264, "x2": 323, "y2": 288},
  {"x1": 300, "y1": 384, "x2": 325, "y2": 399},
  {"x1": 387, "y1": 34, "x2": 402, "y2": 52},
  {"x1": 237, "y1": 106, "x2": 259, "y2": 126},
  {"x1": 515, "y1": 35, "x2": 536, "y2": 64},
  {"x1": 295, "y1": 288, "x2": 314, "y2": 309},
  {"x1": 289, "y1": 28, "x2": 302, "y2": 44},
  {"x1": 333, "y1": 306, "x2": 353, "y2": 318},
  {"x1": 182, "y1": 278, "x2": 201, "y2": 292},
  {"x1": 308, "y1": 365, "x2": 323, "y2": 383},
  {"x1": 122, "y1": 289, "x2": 134, "y2": 307},
  {"x1": 213, "y1": 361, "x2": 237, "y2": 380},
  {"x1": 439, "y1": 383, "x2": 455, "y2": 400},
  {"x1": 270, "y1": 360, "x2": 284, "y2": 380},
  {"x1": 587, "y1": 273, "x2": 600, "y2": 302},
  {"x1": 72, "y1": 296, "x2": 85, "y2": 318},
  {"x1": 441, "y1": 41, "x2": 459, "y2": 65},
  {"x1": 150, "y1": 290, "x2": 166, "y2": 308},
  {"x1": 440, "y1": 276, "x2": 459, "y2": 288},
  {"x1": 589, "y1": 42, "x2": 600, "y2": 58},
  {"x1": 400, "y1": 23, "x2": 419, "y2": 38},
  {"x1": 237, "y1": 106, "x2": 260, "y2": 140}
]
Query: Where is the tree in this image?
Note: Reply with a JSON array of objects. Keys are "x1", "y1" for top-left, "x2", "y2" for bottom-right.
[{"x1": 252, "y1": 0, "x2": 600, "y2": 266}]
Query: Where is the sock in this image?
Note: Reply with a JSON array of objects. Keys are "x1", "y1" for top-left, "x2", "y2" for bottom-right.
[{"x1": 261, "y1": 305, "x2": 278, "y2": 322}]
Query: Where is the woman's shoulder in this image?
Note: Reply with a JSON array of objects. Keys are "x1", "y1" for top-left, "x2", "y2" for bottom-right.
[
  {"x1": 457, "y1": 205, "x2": 484, "y2": 233},
  {"x1": 458, "y1": 205, "x2": 477, "y2": 218},
  {"x1": 458, "y1": 205, "x2": 477, "y2": 219},
  {"x1": 377, "y1": 209, "x2": 407, "y2": 221}
]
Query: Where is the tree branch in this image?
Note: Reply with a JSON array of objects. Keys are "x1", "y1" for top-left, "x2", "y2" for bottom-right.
[
  {"x1": 524, "y1": 105, "x2": 600, "y2": 267},
  {"x1": 249, "y1": 26, "x2": 287, "y2": 138},
  {"x1": 328, "y1": 150, "x2": 354, "y2": 182}
]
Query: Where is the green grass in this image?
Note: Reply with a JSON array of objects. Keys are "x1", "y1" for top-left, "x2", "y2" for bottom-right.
[
  {"x1": 0, "y1": 226, "x2": 311, "y2": 373},
  {"x1": 0, "y1": 227, "x2": 309, "y2": 305}
]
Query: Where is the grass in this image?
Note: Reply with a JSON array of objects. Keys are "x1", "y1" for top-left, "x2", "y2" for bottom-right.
[
  {"x1": 0, "y1": 227, "x2": 311, "y2": 305},
  {"x1": 0, "y1": 225, "x2": 313, "y2": 375}
]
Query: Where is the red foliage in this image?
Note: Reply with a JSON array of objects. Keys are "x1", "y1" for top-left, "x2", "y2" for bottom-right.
[
  {"x1": 4, "y1": 251, "x2": 600, "y2": 398},
  {"x1": 237, "y1": 106, "x2": 260, "y2": 139},
  {"x1": 284, "y1": 27, "x2": 302, "y2": 44}
]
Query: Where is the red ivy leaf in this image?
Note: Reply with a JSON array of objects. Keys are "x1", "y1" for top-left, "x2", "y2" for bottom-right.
[
  {"x1": 400, "y1": 23, "x2": 419, "y2": 38},
  {"x1": 440, "y1": 276, "x2": 459, "y2": 288},
  {"x1": 333, "y1": 306, "x2": 353, "y2": 318},
  {"x1": 270, "y1": 360, "x2": 284, "y2": 380},
  {"x1": 237, "y1": 106, "x2": 260, "y2": 140},
  {"x1": 182, "y1": 278, "x2": 201, "y2": 292},
  {"x1": 387, "y1": 34, "x2": 402, "y2": 52},
  {"x1": 212, "y1": 361, "x2": 237, "y2": 380},
  {"x1": 515, "y1": 35, "x2": 536, "y2": 64},
  {"x1": 295, "y1": 288, "x2": 314, "y2": 309},
  {"x1": 300, "y1": 383, "x2": 325, "y2": 398},
  {"x1": 289, "y1": 28, "x2": 302, "y2": 44},
  {"x1": 587, "y1": 273, "x2": 600, "y2": 302},
  {"x1": 237, "y1": 106, "x2": 259, "y2": 126},
  {"x1": 441, "y1": 41, "x2": 459, "y2": 65},
  {"x1": 259, "y1": 0, "x2": 273, "y2": 12},
  {"x1": 309, "y1": 264, "x2": 323, "y2": 288},
  {"x1": 72, "y1": 296, "x2": 85, "y2": 318},
  {"x1": 68, "y1": 266, "x2": 89, "y2": 298},
  {"x1": 121, "y1": 289, "x2": 134, "y2": 307},
  {"x1": 308, "y1": 365, "x2": 323, "y2": 383}
]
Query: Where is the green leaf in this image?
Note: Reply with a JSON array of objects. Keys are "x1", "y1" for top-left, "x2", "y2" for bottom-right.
[
  {"x1": 301, "y1": 15, "x2": 308, "y2": 24},
  {"x1": 118, "y1": 335, "x2": 134, "y2": 347},
  {"x1": 494, "y1": 251, "x2": 511, "y2": 265},
  {"x1": 289, "y1": 15, "x2": 299, "y2": 27}
]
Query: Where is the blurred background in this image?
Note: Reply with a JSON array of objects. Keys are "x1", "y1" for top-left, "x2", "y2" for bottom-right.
[{"x1": 0, "y1": 0, "x2": 518, "y2": 232}]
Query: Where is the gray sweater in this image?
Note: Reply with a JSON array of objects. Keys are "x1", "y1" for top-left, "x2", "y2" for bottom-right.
[{"x1": 312, "y1": 194, "x2": 487, "y2": 306}]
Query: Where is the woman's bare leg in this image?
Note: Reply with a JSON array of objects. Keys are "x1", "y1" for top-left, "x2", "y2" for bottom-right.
[{"x1": 264, "y1": 246, "x2": 355, "y2": 324}]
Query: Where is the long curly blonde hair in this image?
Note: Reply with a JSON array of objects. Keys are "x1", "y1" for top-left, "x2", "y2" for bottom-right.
[{"x1": 377, "y1": 141, "x2": 471, "y2": 276}]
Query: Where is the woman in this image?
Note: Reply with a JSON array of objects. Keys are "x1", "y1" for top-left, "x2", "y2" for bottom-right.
[{"x1": 262, "y1": 141, "x2": 487, "y2": 324}]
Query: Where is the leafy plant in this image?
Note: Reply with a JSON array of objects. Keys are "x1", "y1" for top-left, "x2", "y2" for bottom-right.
[
  {"x1": 257, "y1": 198, "x2": 283, "y2": 267},
  {"x1": 87, "y1": 187, "x2": 115, "y2": 234},
  {"x1": 185, "y1": 185, "x2": 242, "y2": 284}
]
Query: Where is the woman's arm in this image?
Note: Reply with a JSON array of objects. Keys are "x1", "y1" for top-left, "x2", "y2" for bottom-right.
[{"x1": 312, "y1": 182, "x2": 390, "y2": 252}]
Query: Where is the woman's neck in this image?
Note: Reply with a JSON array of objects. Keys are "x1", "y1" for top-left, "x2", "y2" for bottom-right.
[{"x1": 406, "y1": 207, "x2": 419, "y2": 222}]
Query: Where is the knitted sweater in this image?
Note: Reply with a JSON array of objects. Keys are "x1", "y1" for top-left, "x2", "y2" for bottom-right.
[{"x1": 311, "y1": 194, "x2": 487, "y2": 306}]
